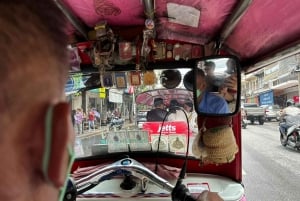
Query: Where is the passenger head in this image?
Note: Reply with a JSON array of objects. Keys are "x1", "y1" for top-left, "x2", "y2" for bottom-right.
[
  {"x1": 0, "y1": 1, "x2": 73, "y2": 201},
  {"x1": 226, "y1": 59, "x2": 236, "y2": 74},
  {"x1": 154, "y1": 98, "x2": 164, "y2": 109},
  {"x1": 169, "y1": 99, "x2": 181, "y2": 113},
  {"x1": 184, "y1": 100, "x2": 193, "y2": 112},
  {"x1": 170, "y1": 99, "x2": 181, "y2": 108},
  {"x1": 196, "y1": 69, "x2": 207, "y2": 93},
  {"x1": 204, "y1": 61, "x2": 216, "y2": 76}
]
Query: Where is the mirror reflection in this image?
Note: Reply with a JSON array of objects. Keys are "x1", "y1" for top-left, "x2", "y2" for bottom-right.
[{"x1": 195, "y1": 57, "x2": 239, "y2": 115}]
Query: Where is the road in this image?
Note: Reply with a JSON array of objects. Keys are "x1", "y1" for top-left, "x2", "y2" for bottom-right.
[{"x1": 242, "y1": 121, "x2": 300, "y2": 201}]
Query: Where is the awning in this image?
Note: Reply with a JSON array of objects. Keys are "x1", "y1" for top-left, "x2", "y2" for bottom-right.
[
  {"x1": 253, "y1": 88, "x2": 272, "y2": 96},
  {"x1": 271, "y1": 80, "x2": 298, "y2": 90}
]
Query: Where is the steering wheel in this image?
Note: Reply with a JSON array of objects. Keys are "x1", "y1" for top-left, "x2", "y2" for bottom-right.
[{"x1": 64, "y1": 157, "x2": 197, "y2": 201}]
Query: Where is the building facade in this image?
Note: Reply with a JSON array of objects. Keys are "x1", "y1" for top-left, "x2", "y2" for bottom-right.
[{"x1": 242, "y1": 54, "x2": 300, "y2": 107}]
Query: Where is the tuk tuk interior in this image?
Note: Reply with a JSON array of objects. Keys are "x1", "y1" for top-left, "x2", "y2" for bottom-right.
[{"x1": 61, "y1": 0, "x2": 300, "y2": 200}]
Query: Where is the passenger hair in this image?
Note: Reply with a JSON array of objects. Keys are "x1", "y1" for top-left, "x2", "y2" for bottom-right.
[
  {"x1": 0, "y1": 0, "x2": 68, "y2": 126},
  {"x1": 204, "y1": 61, "x2": 216, "y2": 68},
  {"x1": 0, "y1": 0, "x2": 67, "y2": 75},
  {"x1": 196, "y1": 68, "x2": 205, "y2": 77}
]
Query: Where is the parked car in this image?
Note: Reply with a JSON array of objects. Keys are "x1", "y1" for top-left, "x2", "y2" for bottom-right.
[
  {"x1": 260, "y1": 105, "x2": 282, "y2": 121},
  {"x1": 243, "y1": 103, "x2": 266, "y2": 125}
]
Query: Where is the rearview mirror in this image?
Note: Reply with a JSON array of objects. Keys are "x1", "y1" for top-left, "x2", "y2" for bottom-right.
[{"x1": 194, "y1": 56, "x2": 241, "y2": 116}]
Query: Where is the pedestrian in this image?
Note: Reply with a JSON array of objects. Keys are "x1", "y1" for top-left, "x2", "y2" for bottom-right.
[
  {"x1": 74, "y1": 108, "x2": 83, "y2": 135},
  {"x1": 88, "y1": 108, "x2": 96, "y2": 131},
  {"x1": 93, "y1": 108, "x2": 101, "y2": 125},
  {"x1": 71, "y1": 109, "x2": 76, "y2": 126}
]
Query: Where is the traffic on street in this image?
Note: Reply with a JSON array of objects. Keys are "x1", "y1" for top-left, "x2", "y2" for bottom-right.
[{"x1": 242, "y1": 120, "x2": 300, "y2": 201}]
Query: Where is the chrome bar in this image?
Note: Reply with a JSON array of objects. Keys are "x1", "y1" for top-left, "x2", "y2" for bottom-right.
[
  {"x1": 76, "y1": 158, "x2": 174, "y2": 193},
  {"x1": 53, "y1": 0, "x2": 89, "y2": 39},
  {"x1": 219, "y1": 0, "x2": 252, "y2": 44}
]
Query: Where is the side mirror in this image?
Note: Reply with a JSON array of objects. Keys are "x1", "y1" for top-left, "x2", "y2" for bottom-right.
[{"x1": 193, "y1": 56, "x2": 241, "y2": 116}]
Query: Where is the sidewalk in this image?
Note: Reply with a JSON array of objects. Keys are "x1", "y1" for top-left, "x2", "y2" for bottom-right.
[{"x1": 76, "y1": 123, "x2": 136, "y2": 140}]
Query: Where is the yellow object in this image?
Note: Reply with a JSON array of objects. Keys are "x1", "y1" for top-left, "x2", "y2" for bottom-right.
[
  {"x1": 143, "y1": 71, "x2": 156, "y2": 85},
  {"x1": 88, "y1": 30, "x2": 97, "y2": 40},
  {"x1": 99, "y1": 88, "x2": 106, "y2": 98}
]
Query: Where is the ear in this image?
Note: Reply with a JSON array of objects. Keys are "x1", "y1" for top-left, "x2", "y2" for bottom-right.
[
  {"x1": 45, "y1": 103, "x2": 74, "y2": 188},
  {"x1": 200, "y1": 81, "x2": 206, "y2": 91}
]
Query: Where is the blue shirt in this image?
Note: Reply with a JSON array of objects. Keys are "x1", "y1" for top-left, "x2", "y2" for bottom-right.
[{"x1": 198, "y1": 91, "x2": 230, "y2": 114}]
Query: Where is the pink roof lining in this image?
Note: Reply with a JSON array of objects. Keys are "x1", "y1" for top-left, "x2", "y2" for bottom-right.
[
  {"x1": 62, "y1": 0, "x2": 300, "y2": 64},
  {"x1": 62, "y1": 0, "x2": 144, "y2": 27},
  {"x1": 62, "y1": 0, "x2": 237, "y2": 44},
  {"x1": 225, "y1": 0, "x2": 300, "y2": 60}
]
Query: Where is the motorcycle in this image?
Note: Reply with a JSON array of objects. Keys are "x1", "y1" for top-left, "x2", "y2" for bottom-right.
[
  {"x1": 108, "y1": 116, "x2": 124, "y2": 131},
  {"x1": 241, "y1": 109, "x2": 247, "y2": 129},
  {"x1": 279, "y1": 115, "x2": 300, "y2": 149},
  {"x1": 241, "y1": 117, "x2": 247, "y2": 129}
]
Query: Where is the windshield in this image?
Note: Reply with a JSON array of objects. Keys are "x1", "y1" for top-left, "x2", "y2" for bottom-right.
[{"x1": 68, "y1": 68, "x2": 200, "y2": 159}]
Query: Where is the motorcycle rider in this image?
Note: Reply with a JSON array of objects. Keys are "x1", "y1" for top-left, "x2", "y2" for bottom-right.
[
  {"x1": 281, "y1": 99, "x2": 300, "y2": 116},
  {"x1": 241, "y1": 105, "x2": 247, "y2": 129},
  {"x1": 280, "y1": 99, "x2": 300, "y2": 133}
]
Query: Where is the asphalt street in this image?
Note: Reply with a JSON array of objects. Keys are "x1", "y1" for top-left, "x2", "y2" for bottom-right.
[{"x1": 242, "y1": 120, "x2": 300, "y2": 201}]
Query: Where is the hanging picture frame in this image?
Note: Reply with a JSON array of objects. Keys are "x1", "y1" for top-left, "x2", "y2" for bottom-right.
[
  {"x1": 129, "y1": 71, "x2": 141, "y2": 86},
  {"x1": 115, "y1": 72, "x2": 127, "y2": 88},
  {"x1": 103, "y1": 72, "x2": 113, "y2": 87}
]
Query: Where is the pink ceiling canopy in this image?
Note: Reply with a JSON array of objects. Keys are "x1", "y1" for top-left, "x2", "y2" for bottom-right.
[{"x1": 62, "y1": 0, "x2": 300, "y2": 67}]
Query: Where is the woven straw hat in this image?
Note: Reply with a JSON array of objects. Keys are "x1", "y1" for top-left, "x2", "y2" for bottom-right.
[{"x1": 192, "y1": 126, "x2": 238, "y2": 165}]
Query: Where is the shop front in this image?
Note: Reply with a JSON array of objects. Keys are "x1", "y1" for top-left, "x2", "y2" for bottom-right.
[
  {"x1": 272, "y1": 80, "x2": 299, "y2": 106},
  {"x1": 245, "y1": 96, "x2": 259, "y2": 104}
]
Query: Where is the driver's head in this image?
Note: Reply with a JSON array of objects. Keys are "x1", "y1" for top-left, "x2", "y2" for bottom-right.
[
  {"x1": 154, "y1": 98, "x2": 164, "y2": 109},
  {"x1": 0, "y1": 1, "x2": 73, "y2": 201}
]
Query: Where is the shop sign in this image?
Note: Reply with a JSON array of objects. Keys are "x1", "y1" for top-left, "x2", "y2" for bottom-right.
[
  {"x1": 99, "y1": 88, "x2": 106, "y2": 98},
  {"x1": 259, "y1": 90, "x2": 274, "y2": 105}
]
